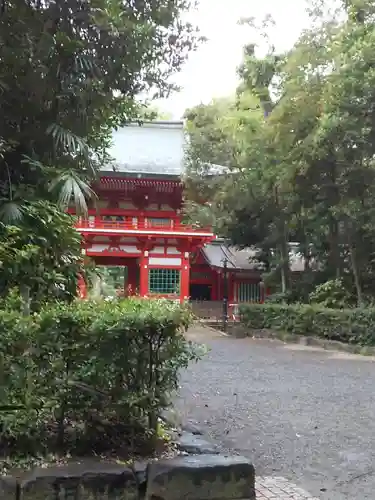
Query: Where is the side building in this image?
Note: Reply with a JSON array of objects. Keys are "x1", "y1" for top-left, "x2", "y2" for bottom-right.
[{"x1": 72, "y1": 120, "x2": 265, "y2": 304}]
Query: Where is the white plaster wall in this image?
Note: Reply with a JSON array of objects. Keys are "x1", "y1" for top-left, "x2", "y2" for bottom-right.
[
  {"x1": 119, "y1": 245, "x2": 141, "y2": 253},
  {"x1": 149, "y1": 257, "x2": 182, "y2": 266},
  {"x1": 150, "y1": 246, "x2": 165, "y2": 254},
  {"x1": 166, "y1": 247, "x2": 180, "y2": 255},
  {"x1": 87, "y1": 243, "x2": 140, "y2": 254}
]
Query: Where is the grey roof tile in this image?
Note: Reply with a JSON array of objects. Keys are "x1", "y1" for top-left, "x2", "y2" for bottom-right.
[
  {"x1": 102, "y1": 121, "x2": 185, "y2": 177},
  {"x1": 202, "y1": 242, "x2": 262, "y2": 270},
  {"x1": 101, "y1": 120, "x2": 228, "y2": 178},
  {"x1": 202, "y1": 241, "x2": 305, "y2": 272}
]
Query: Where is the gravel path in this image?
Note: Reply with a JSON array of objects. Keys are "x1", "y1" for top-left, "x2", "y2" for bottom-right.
[{"x1": 175, "y1": 325, "x2": 375, "y2": 500}]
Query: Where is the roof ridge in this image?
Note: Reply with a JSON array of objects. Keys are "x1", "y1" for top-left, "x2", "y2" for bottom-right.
[{"x1": 221, "y1": 244, "x2": 237, "y2": 268}]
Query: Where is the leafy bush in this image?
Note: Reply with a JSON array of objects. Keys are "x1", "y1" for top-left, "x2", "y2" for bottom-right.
[
  {"x1": 0, "y1": 298, "x2": 197, "y2": 461},
  {"x1": 240, "y1": 302, "x2": 375, "y2": 345},
  {"x1": 0, "y1": 202, "x2": 83, "y2": 312},
  {"x1": 309, "y1": 279, "x2": 353, "y2": 309},
  {"x1": 265, "y1": 291, "x2": 296, "y2": 304}
]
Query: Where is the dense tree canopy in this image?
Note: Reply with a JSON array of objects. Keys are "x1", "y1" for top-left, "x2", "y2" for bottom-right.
[
  {"x1": 0, "y1": 0, "x2": 199, "y2": 217},
  {"x1": 0, "y1": 201, "x2": 82, "y2": 311},
  {"x1": 184, "y1": 0, "x2": 375, "y2": 306},
  {"x1": 0, "y1": 0, "x2": 199, "y2": 304}
]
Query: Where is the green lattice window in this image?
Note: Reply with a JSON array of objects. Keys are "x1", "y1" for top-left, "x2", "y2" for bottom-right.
[
  {"x1": 149, "y1": 269, "x2": 180, "y2": 295},
  {"x1": 237, "y1": 282, "x2": 262, "y2": 302}
]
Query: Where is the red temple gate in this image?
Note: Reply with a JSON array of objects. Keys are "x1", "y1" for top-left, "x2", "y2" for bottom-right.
[
  {"x1": 73, "y1": 174, "x2": 214, "y2": 303},
  {"x1": 71, "y1": 121, "x2": 267, "y2": 307}
]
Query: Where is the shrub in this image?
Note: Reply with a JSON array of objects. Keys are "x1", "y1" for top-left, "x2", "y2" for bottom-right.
[
  {"x1": 239, "y1": 302, "x2": 375, "y2": 345},
  {"x1": 309, "y1": 279, "x2": 353, "y2": 309},
  {"x1": 0, "y1": 311, "x2": 42, "y2": 444},
  {"x1": 264, "y1": 291, "x2": 295, "y2": 304},
  {"x1": 0, "y1": 298, "x2": 197, "y2": 460}
]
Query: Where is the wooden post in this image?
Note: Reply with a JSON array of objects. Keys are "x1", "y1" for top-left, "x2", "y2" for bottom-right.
[
  {"x1": 77, "y1": 274, "x2": 87, "y2": 299},
  {"x1": 126, "y1": 261, "x2": 138, "y2": 296},
  {"x1": 228, "y1": 272, "x2": 234, "y2": 303},
  {"x1": 180, "y1": 251, "x2": 190, "y2": 303},
  {"x1": 222, "y1": 258, "x2": 228, "y2": 332}
]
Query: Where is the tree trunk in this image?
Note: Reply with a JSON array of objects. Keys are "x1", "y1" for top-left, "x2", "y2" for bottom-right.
[
  {"x1": 274, "y1": 185, "x2": 291, "y2": 293},
  {"x1": 20, "y1": 284, "x2": 31, "y2": 316},
  {"x1": 351, "y1": 250, "x2": 363, "y2": 307},
  {"x1": 280, "y1": 259, "x2": 287, "y2": 293},
  {"x1": 323, "y1": 153, "x2": 341, "y2": 279},
  {"x1": 328, "y1": 217, "x2": 341, "y2": 279},
  {"x1": 303, "y1": 233, "x2": 312, "y2": 273},
  {"x1": 348, "y1": 241, "x2": 363, "y2": 307},
  {"x1": 279, "y1": 238, "x2": 290, "y2": 293}
]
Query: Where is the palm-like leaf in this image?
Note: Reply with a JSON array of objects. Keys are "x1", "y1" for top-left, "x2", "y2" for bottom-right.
[
  {"x1": 46, "y1": 123, "x2": 96, "y2": 176},
  {"x1": 47, "y1": 123, "x2": 88, "y2": 155},
  {"x1": 0, "y1": 201, "x2": 24, "y2": 223},
  {"x1": 49, "y1": 171, "x2": 97, "y2": 216}
]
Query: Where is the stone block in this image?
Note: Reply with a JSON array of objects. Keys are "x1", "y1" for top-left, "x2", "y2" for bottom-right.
[
  {"x1": 131, "y1": 460, "x2": 148, "y2": 497},
  {"x1": 19, "y1": 460, "x2": 138, "y2": 500},
  {"x1": 145, "y1": 454, "x2": 255, "y2": 500},
  {"x1": 177, "y1": 432, "x2": 219, "y2": 455},
  {"x1": 181, "y1": 422, "x2": 203, "y2": 436},
  {"x1": 0, "y1": 475, "x2": 18, "y2": 500}
]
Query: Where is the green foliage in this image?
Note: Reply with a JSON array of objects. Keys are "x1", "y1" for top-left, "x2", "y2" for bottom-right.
[
  {"x1": 0, "y1": 201, "x2": 82, "y2": 310},
  {"x1": 0, "y1": 288, "x2": 24, "y2": 312},
  {"x1": 0, "y1": 0, "x2": 199, "y2": 218},
  {"x1": 183, "y1": 92, "x2": 264, "y2": 231},
  {"x1": 240, "y1": 302, "x2": 375, "y2": 345},
  {"x1": 265, "y1": 291, "x2": 296, "y2": 304},
  {"x1": 0, "y1": 298, "x2": 198, "y2": 462},
  {"x1": 309, "y1": 279, "x2": 353, "y2": 309},
  {"x1": 184, "y1": 2, "x2": 375, "y2": 305},
  {"x1": 86, "y1": 266, "x2": 126, "y2": 298},
  {"x1": 0, "y1": 0, "x2": 199, "y2": 310}
]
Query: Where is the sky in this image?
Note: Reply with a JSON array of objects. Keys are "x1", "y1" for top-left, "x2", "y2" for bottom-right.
[{"x1": 156, "y1": 0, "x2": 312, "y2": 118}]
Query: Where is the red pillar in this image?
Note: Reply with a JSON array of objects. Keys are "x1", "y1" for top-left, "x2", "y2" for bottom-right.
[
  {"x1": 211, "y1": 270, "x2": 218, "y2": 301},
  {"x1": 139, "y1": 251, "x2": 149, "y2": 297},
  {"x1": 228, "y1": 273, "x2": 234, "y2": 303},
  {"x1": 180, "y1": 251, "x2": 190, "y2": 303},
  {"x1": 127, "y1": 260, "x2": 138, "y2": 296},
  {"x1": 77, "y1": 274, "x2": 87, "y2": 299},
  {"x1": 217, "y1": 270, "x2": 222, "y2": 300}
]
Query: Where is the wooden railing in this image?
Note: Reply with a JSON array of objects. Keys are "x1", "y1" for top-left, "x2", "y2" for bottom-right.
[{"x1": 74, "y1": 217, "x2": 213, "y2": 234}]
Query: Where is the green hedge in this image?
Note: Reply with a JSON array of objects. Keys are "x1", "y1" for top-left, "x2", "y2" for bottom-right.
[
  {"x1": 0, "y1": 298, "x2": 196, "y2": 459},
  {"x1": 239, "y1": 303, "x2": 375, "y2": 346}
]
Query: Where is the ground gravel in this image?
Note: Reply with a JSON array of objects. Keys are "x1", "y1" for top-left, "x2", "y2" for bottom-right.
[{"x1": 175, "y1": 326, "x2": 375, "y2": 500}]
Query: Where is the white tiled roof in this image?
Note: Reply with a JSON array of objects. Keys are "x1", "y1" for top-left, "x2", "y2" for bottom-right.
[
  {"x1": 102, "y1": 120, "x2": 228, "y2": 178},
  {"x1": 104, "y1": 121, "x2": 185, "y2": 176}
]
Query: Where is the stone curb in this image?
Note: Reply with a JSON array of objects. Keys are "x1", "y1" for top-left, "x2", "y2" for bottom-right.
[
  {"x1": 0, "y1": 412, "x2": 256, "y2": 500},
  {"x1": 1, "y1": 450, "x2": 255, "y2": 500},
  {"x1": 147, "y1": 455, "x2": 255, "y2": 500},
  {"x1": 205, "y1": 321, "x2": 375, "y2": 357},
  {"x1": 196, "y1": 320, "x2": 229, "y2": 336},
  {"x1": 172, "y1": 419, "x2": 320, "y2": 499},
  {"x1": 248, "y1": 329, "x2": 375, "y2": 356}
]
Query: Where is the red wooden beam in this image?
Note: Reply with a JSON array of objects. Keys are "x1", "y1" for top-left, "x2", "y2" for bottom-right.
[{"x1": 75, "y1": 217, "x2": 215, "y2": 239}]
